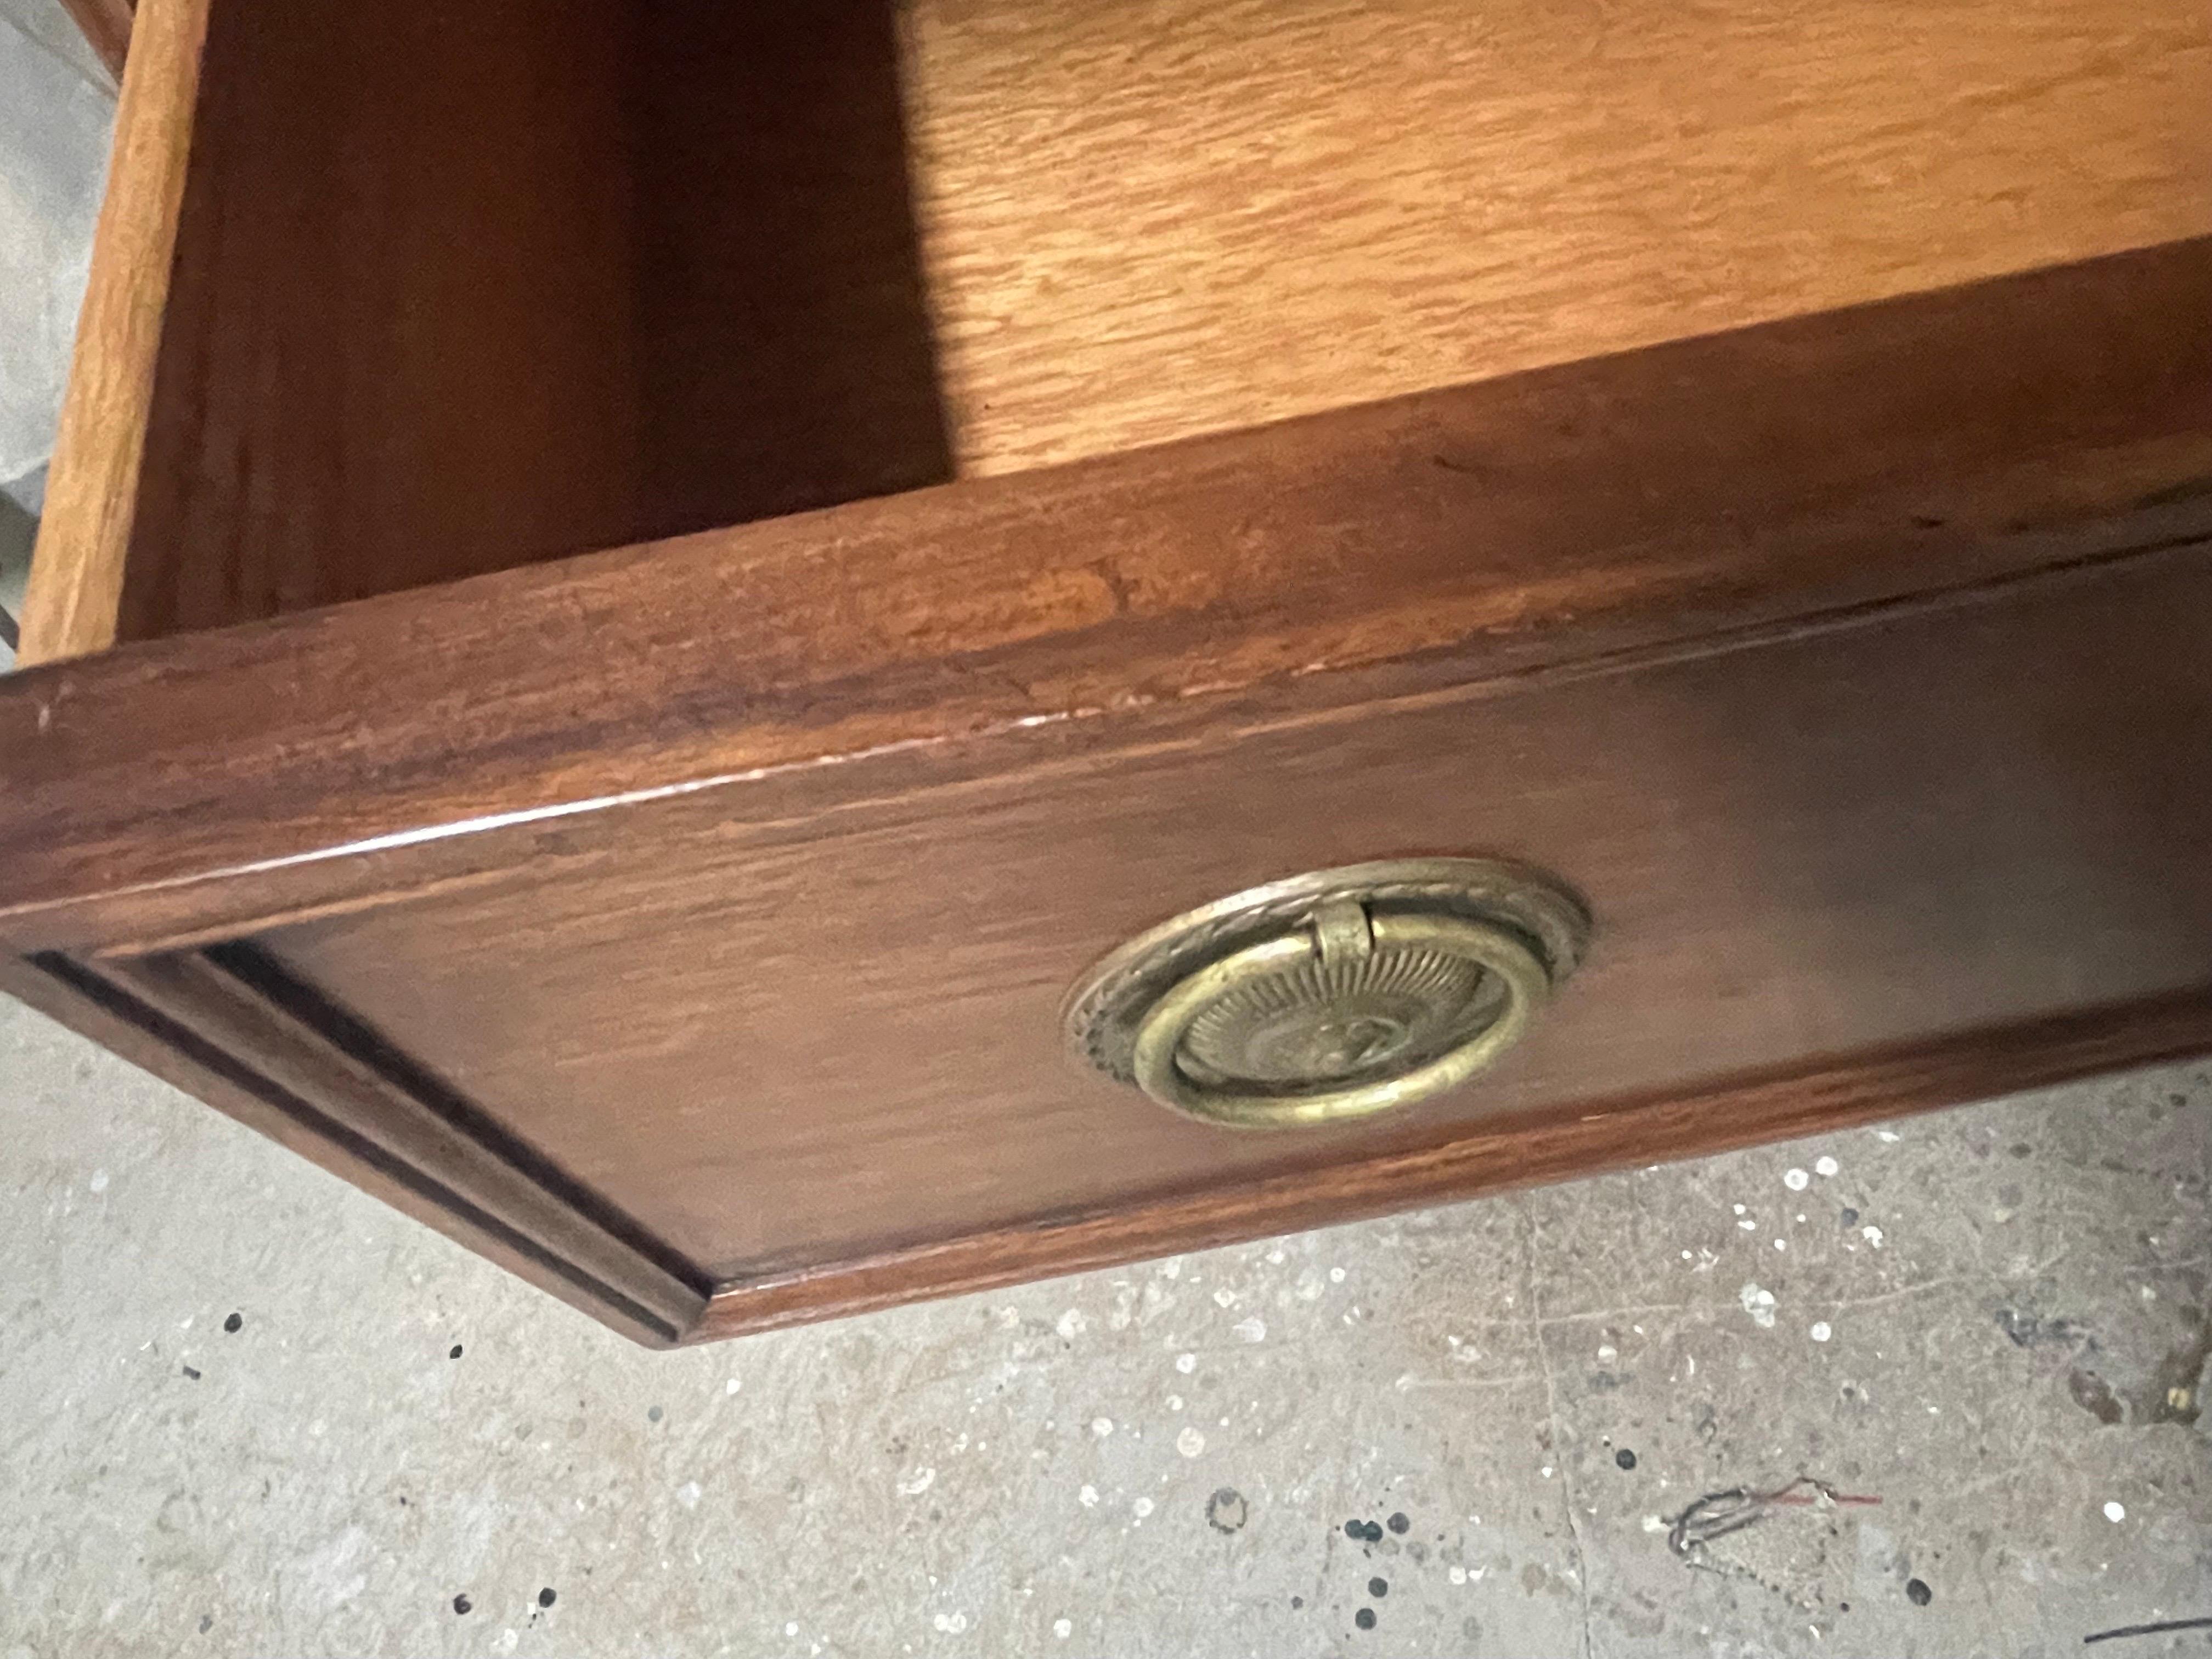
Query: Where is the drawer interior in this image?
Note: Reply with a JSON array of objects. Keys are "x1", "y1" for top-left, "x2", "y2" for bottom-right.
[
  {"x1": 27, "y1": 0, "x2": 2211, "y2": 653},
  {"x1": 108, "y1": 0, "x2": 953, "y2": 644}
]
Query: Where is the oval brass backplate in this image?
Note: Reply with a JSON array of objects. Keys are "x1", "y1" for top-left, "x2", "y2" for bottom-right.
[{"x1": 1062, "y1": 859, "x2": 1591, "y2": 1130}]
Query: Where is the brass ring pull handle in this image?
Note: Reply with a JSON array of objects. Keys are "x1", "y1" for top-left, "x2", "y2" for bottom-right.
[{"x1": 1063, "y1": 859, "x2": 1590, "y2": 1131}]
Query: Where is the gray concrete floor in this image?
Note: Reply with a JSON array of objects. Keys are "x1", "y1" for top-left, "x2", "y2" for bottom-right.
[
  {"x1": 0, "y1": 0, "x2": 109, "y2": 488},
  {"x1": 2, "y1": 992, "x2": 2207, "y2": 1657}
]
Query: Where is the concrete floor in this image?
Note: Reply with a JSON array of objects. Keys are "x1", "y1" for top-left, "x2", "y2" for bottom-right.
[
  {"x1": 2, "y1": 993, "x2": 2207, "y2": 1657},
  {"x1": 0, "y1": 0, "x2": 108, "y2": 489}
]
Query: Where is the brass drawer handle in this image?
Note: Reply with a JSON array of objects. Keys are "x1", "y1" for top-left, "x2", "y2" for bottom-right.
[{"x1": 1064, "y1": 859, "x2": 1589, "y2": 1130}]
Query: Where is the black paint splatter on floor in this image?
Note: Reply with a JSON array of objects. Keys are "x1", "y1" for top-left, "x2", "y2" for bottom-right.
[
  {"x1": 453, "y1": 1594, "x2": 472, "y2": 1616},
  {"x1": 181, "y1": 1365, "x2": 201, "y2": 1381},
  {"x1": 1615, "y1": 1448, "x2": 1638, "y2": 1470},
  {"x1": 1386, "y1": 1512, "x2": 1410, "y2": 1534},
  {"x1": 1368, "y1": 1577, "x2": 1388, "y2": 1597},
  {"x1": 1206, "y1": 1489, "x2": 1248, "y2": 1533},
  {"x1": 449, "y1": 1345, "x2": 464, "y2": 1360},
  {"x1": 648, "y1": 1405, "x2": 665, "y2": 1423},
  {"x1": 1355, "y1": 1608, "x2": 1377, "y2": 1630},
  {"x1": 223, "y1": 1312, "x2": 242, "y2": 1334},
  {"x1": 1907, "y1": 1578, "x2": 1933, "y2": 1606},
  {"x1": 538, "y1": 1587, "x2": 557, "y2": 1608},
  {"x1": 198, "y1": 1615, "x2": 212, "y2": 1634}
]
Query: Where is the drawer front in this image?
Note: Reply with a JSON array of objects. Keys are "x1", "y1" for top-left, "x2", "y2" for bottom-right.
[
  {"x1": 13, "y1": 543, "x2": 2206, "y2": 1344},
  {"x1": 8, "y1": 198, "x2": 2211, "y2": 1341},
  {"x1": 249, "y1": 550, "x2": 2212, "y2": 1273}
]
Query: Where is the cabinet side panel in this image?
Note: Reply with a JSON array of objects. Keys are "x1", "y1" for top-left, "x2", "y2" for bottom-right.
[{"x1": 111, "y1": 0, "x2": 646, "y2": 641}]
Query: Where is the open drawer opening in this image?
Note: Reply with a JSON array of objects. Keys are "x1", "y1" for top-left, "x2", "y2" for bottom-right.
[
  {"x1": 36, "y1": 0, "x2": 952, "y2": 653},
  {"x1": 20, "y1": 0, "x2": 2209, "y2": 660}
]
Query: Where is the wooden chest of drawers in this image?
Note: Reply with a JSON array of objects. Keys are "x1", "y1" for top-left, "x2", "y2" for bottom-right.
[{"x1": 7, "y1": 0, "x2": 2210, "y2": 1345}]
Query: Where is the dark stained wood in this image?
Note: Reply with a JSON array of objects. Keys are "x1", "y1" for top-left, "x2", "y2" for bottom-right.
[
  {"x1": 254, "y1": 545, "x2": 2212, "y2": 1282},
  {"x1": 630, "y1": 0, "x2": 951, "y2": 540},
  {"x1": 3, "y1": 244, "x2": 2209, "y2": 953},
  {"x1": 16, "y1": 0, "x2": 208, "y2": 665},
  {"x1": 98, "y1": 0, "x2": 947, "y2": 647},
  {"x1": 686, "y1": 988, "x2": 2212, "y2": 1340},
  {"x1": 904, "y1": 0, "x2": 2212, "y2": 475},
  {"x1": 111, "y1": 0, "x2": 645, "y2": 644}
]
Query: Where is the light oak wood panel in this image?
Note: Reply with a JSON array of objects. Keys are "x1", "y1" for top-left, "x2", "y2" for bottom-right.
[
  {"x1": 905, "y1": 0, "x2": 2212, "y2": 474},
  {"x1": 16, "y1": 0, "x2": 207, "y2": 665},
  {"x1": 109, "y1": 0, "x2": 648, "y2": 645},
  {"x1": 684, "y1": 989, "x2": 2212, "y2": 1339}
]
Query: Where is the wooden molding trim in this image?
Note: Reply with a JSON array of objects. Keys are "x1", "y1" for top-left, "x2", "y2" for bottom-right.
[
  {"x1": 3, "y1": 241, "x2": 2209, "y2": 952},
  {"x1": 15, "y1": 934, "x2": 2209, "y2": 1350},
  {"x1": 2, "y1": 946, "x2": 704, "y2": 1344},
  {"x1": 687, "y1": 989, "x2": 2212, "y2": 1341},
  {"x1": 19, "y1": 0, "x2": 206, "y2": 664}
]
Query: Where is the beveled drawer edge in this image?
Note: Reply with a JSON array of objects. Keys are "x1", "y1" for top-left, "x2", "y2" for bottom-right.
[{"x1": 0, "y1": 945, "x2": 706, "y2": 1346}]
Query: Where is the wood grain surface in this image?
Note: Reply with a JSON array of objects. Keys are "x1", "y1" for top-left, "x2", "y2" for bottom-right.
[
  {"x1": 7, "y1": 238, "x2": 2211, "y2": 1343},
  {"x1": 40, "y1": 0, "x2": 2211, "y2": 645},
  {"x1": 16, "y1": 0, "x2": 208, "y2": 665},
  {"x1": 904, "y1": 0, "x2": 2212, "y2": 473},
  {"x1": 34, "y1": 0, "x2": 948, "y2": 647},
  {"x1": 686, "y1": 987, "x2": 2212, "y2": 1339},
  {"x1": 247, "y1": 546, "x2": 2212, "y2": 1284},
  {"x1": 109, "y1": 0, "x2": 647, "y2": 645},
  {"x1": 1, "y1": 244, "x2": 2206, "y2": 953}
]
